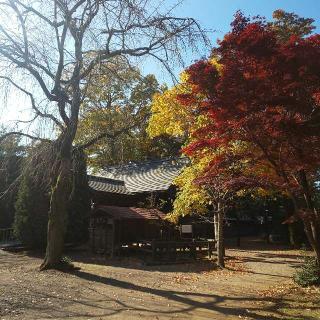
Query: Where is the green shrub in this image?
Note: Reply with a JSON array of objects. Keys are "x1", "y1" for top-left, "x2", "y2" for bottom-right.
[
  {"x1": 13, "y1": 144, "x2": 90, "y2": 249},
  {"x1": 0, "y1": 135, "x2": 24, "y2": 228},
  {"x1": 294, "y1": 256, "x2": 320, "y2": 287},
  {"x1": 13, "y1": 174, "x2": 49, "y2": 248},
  {"x1": 14, "y1": 147, "x2": 90, "y2": 249},
  {"x1": 65, "y1": 149, "x2": 90, "y2": 244}
]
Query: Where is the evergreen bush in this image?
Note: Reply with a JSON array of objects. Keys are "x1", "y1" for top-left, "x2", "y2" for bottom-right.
[
  {"x1": 294, "y1": 256, "x2": 320, "y2": 287},
  {"x1": 13, "y1": 174, "x2": 49, "y2": 248},
  {"x1": 65, "y1": 149, "x2": 90, "y2": 244},
  {"x1": 14, "y1": 146, "x2": 90, "y2": 248}
]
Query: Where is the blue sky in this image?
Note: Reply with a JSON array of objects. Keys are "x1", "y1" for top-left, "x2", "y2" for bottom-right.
[
  {"x1": 2, "y1": 1, "x2": 319, "y2": 127},
  {"x1": 142, "y1": 0, "x2": 320, "y2": 83},
  {"x1": 181, "y1": 0, "x2": 320, "y2": 37}
]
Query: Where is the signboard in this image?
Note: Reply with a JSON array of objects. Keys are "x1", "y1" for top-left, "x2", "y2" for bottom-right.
[{"x1": 181, "y1": 224, "x2": 192, "y2": 233}]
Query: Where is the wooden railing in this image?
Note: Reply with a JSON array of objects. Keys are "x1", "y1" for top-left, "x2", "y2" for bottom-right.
[
  {"x1": 138, "y1": 239, "x2": 216, "y2": 263},
  {"x1": 0, "y1": 228, "x2": 14, "y2": 244}
]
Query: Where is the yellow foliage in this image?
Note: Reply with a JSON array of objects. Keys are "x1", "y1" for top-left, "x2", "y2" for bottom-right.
[
  {"x1": 167, "y1": 156, "x2": 212, "y2": 222},
  {"x1": 148, "y1": 57, "x2": 279, "y2": 222},
  {"x1": 147, "y1": 73, "x2": 194, "y2": 139},
  {"x1": 147, "y1": 58, "x2": 222, "y2": 140},
  {"x1": 209, "y1": 57, "x2": 223, "y2": 75}
]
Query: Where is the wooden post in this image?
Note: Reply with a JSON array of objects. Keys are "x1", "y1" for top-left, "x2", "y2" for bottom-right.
[
  {"x1": 117, "y1": 220, "x2": 121, "y2": 257},
  {"x1": 92, "y1": 226, "x2": 95, "y2": 252},
  {"x1": 208, "y1": 240, "x2": 212, "y2": 259},
  {"x1": 190, "y1": 241, "x2": 196, "y2": 260},
  {"x1": 236, "y1": 215, "x2": 241, "y2": 247},
  {"x1": 152, "y1": 239, "x2": 156, "y2": 261},
  {"x1": 110, "y1": 220, "x2": 115, "y2": 259}
]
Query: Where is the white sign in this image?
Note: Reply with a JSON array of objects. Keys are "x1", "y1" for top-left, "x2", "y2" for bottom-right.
[{"x1": 181, "y1": 224, "x2": 192, "y2": 233}]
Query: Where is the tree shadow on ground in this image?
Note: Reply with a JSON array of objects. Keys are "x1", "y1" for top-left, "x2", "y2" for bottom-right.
[
  {"x1": 6, "y1": 268, "x2": 314, "y2": 320},
  {"x1": 53, "y1": 269, "x2": 313, "y2": 320},
  {"x1": 1, "y1": 247, "x2": 317, "y2": 320},
  {"x1": 2, "y1": 267, "x2": 317, "y2": 320}
]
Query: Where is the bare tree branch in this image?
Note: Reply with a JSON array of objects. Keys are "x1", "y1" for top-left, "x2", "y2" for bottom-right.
[
  {"x1": 76, "y1": 114, "x2": 148, "y2": 151},
  {"x1": 0, "y1": 0, "x2": 207, "y2": 268},
  {"x1": 0, "y1": 131, "x2": 52, "y2": 143},
  {"x1": 0, "y1": 76, "x2": 64, "y2": 130}
]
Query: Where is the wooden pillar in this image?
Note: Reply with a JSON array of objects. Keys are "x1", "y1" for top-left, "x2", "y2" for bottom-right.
[
  {"x1": 110, "y1": 220, "x2": 115, "y2": 259},
  {"x1": 117, "y1": 220, "x2": 121, "y2": 257},
  {"x1": 91, "y1": 219, "x2": 95, "y2": 252},
  {"x1": 236, "y1": 215, "x2": 241, "y2": 247},
  {"x1": 152, "y1": 239, "x2": 156, "y2": 261},
  {"x1": 92, "y1": 228, "x2": 95, "y2": 252},
  {"x1": 190, "y1": 241, "x2": 196, "y2": 260},
  {"x1": 208, "y1": 240, "x2": 212, "y2": 259}
]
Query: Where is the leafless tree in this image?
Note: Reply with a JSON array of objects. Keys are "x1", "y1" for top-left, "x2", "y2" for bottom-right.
[{"x1": 0, "y1": 0, "x2": 207, "y2": 269}]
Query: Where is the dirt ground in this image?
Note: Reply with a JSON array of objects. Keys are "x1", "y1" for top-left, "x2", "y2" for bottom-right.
[{"x1": 0, "y1": 238, "x2": 319, "y2": 320}]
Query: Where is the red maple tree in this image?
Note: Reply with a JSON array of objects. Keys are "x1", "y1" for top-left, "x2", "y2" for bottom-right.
[{"x1": 180, "y1": 12, "x2": 320, "y2": 263}]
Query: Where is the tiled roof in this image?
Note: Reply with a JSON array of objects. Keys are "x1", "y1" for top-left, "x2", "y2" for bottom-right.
[
  {"x1": 92, "y1": 205, "x2": 166, "y2": 220},
  {"x1": 89, "y1": 157, "x2": 189, "y2": 194},
  {"x1": 88, "y1": 175, "x2": 131, "y2": 194}
]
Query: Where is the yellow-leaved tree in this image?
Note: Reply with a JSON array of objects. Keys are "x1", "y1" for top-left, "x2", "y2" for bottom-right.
[
  {"x1": 147, "y1": 62, "x2": 266, "y2": 267},
  {"x1": 147, "y1": 72, "x2": 196, "y2": 140},
  {"x1": 170, "y1": 156, "x2": 212, "y2": 223},
  {"x1": 76, "y1": 58, "x2": 182, "y2": 170}
]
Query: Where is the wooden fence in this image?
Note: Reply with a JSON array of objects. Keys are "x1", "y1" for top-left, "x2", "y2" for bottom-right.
[
  {"x1": 140, "y1": 239, "x2": 216, "y2": 264},
  {"x1": 0, "y1": 228, "x2": 14, "y2": 244}
]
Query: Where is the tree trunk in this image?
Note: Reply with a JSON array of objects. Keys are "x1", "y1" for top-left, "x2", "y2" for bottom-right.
[
  {"x1": 216, "y1": 204, "x2": 225, "y2": 268},
  {"x1": 297, "y1": 170, "x2": 320, "y2": 266},
  {"x1": 40, "y1": 157, "x2": 72, "y2": 270},
  {"x1": 303, "y1": 219, "x2": 320, "y2": 265},
  {"x1": 213, "y1": 211, "x2": 218, "y2": 242}
]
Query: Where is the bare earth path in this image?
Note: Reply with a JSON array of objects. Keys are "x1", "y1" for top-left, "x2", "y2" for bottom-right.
[{"x1": 0, "y1": 239, "x2": 319, "y2": 320}]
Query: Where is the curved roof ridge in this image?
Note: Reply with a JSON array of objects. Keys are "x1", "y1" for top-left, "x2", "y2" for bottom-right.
[
  {"x1": 89, "y1": 157, "x2": 189, "y2": 194},
  {"x1": 99, "y1": 156, "x2": 189, "y2": 174}
]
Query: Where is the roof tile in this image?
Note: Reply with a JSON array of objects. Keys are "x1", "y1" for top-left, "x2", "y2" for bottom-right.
[
  {"x1": 89, "y1": 157, "x2": 188, "y2": 194},
  {"x1": 92, "y1": 205, "x2": 166, "y2": 220}
]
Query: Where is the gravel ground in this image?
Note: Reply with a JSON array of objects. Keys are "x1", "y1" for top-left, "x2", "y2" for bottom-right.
[{"x1": 0, "y1": 239, "x2": 319, "y2": 320}]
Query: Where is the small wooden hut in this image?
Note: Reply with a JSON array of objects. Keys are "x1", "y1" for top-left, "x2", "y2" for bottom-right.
[{"x1": 89, "y1": 205, "x2": 166, "y2": 256}]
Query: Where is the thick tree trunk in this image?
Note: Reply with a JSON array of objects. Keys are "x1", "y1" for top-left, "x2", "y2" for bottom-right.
[{"x1": 40, "y1": 157, "x2": 72, "y2": 270}]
